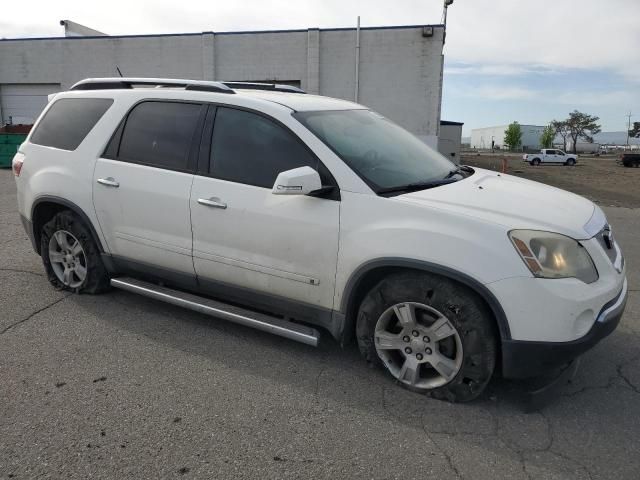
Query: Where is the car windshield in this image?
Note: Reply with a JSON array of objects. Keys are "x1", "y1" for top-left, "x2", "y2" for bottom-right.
[{"x1": 294, "y1": 109, "x2": 458, "y2": 193}]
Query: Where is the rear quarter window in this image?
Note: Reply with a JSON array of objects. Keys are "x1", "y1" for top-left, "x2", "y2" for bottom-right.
[{"x1": 30, "y1": 98, "x2": 114, "y2": 151}]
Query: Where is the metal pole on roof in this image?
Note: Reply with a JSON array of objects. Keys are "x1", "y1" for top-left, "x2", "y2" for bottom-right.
[
  {"x1": 442, "y1": 0, "x2": 454, "y2": 44},
  {"x1": 355, "y1": 16, "x2": 361, "y2": 103}
]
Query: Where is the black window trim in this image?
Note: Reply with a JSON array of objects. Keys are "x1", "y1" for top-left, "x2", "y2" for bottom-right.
[
  {"x1": 101, "y1": 99, "x2": 340, "y2": 200},
  {"x1": 198, "y1": 103, "x2": 340, "y2": 200},
  {"x1": 101, "y1": 99, "x2": 207, "y2": 175}
]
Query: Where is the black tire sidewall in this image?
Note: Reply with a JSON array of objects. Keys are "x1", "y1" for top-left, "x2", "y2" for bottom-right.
[
  {"x1": 41, "y1": 211, "x2": 110, "y2": 293},
  {"x1": 356, "y1": 272, "x2": 497, "y2": 402}
]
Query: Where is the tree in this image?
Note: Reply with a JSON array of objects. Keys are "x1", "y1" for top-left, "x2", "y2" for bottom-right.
[
  {"x1": 565, "y1": 110, "x2": 601, "y2": 154},
  {"x1": 551, "y1": 120, "x2": 570, "y2": 151},
  {"x1": 629, "y1": 121, "x2": 640, "y2": 139},
  {"x1": 504, "y1": 122, "x2": 523, "y2": 151},
  {"x1": 539, "y1": 124, "x2": 555, "y2": 149}
]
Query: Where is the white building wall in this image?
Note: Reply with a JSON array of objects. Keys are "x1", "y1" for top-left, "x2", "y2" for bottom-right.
[
  {"x1": 0, "y1": 26, "x2": 444, "y2": 143},
  {"x1": 471, "y1": 124, "x2": 545, "y2": 150}
]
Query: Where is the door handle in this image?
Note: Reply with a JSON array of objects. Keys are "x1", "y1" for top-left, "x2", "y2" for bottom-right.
[
  {"x1": 97, "y1": 177, "x2": 120, "y2": 188},
  {"x1": 198, "y1": 197, "x2": 227, "y2": 209}
]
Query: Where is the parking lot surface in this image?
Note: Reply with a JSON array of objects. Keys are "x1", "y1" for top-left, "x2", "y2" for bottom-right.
[{"x1": 1, "y1": 170, "x2": 639, "y2": 479}]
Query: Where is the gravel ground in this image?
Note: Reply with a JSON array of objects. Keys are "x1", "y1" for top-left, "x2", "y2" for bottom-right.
[
  {"x1": 1, "y1": 169, "x2": 639, "y2": 479},
  {"x1": 462, "y1": 153, "x2": 640, "y2": 208}
]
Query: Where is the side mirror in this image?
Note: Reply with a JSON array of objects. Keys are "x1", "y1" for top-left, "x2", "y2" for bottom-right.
[{"x1": 272, "y1": 166, "x2": 322, "y2": 196}]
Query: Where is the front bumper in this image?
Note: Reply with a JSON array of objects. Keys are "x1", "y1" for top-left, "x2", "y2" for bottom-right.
[{"x1": 501, "y1": 278, "x2": 628, "y2": 378}]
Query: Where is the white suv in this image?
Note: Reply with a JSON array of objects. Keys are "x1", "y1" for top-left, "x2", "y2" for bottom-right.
[{"x1": 13, "y1": 78, "x2": 627, "y2": 402}]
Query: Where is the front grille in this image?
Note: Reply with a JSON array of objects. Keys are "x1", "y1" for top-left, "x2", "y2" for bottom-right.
[{"x1": 595, "y1": 225, "x2": 623, "y2": 272}]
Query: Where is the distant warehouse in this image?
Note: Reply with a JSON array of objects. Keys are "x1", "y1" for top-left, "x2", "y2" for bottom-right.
[
  {"x1": 471, "y1": 124, "x2": 546, "y2": 150},
  {"x1": 0, "y1": 23, "x2": 450, "y2": 149}
]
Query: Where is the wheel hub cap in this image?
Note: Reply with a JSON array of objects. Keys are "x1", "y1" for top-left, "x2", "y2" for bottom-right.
[
  {"x1": 374, "y1": 302, "x2": 463, "y2": 390},
  {"x1": 48, "y1": 230, "x2": 87, "y2": 289}
]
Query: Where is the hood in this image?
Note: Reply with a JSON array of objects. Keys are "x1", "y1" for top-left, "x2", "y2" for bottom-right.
[{"x1": 396, "y1": 168, "x2": 602, "y2": 239}]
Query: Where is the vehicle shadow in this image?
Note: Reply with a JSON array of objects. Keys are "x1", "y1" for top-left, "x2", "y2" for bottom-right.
[
  {"x1": 76, "y1": 289, "x2": 586, "y2": 415},
  {"x1": 55, "y1": 290, "x2": 640, "y2": 478}
]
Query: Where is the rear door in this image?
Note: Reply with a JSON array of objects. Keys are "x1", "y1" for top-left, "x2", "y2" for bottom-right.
[
  {"x1": 190, "y1": 106, "x2": 340, "y2": 311},
  {"x1": 93, "y1": 100, "x2": 205, "y2": 278}
]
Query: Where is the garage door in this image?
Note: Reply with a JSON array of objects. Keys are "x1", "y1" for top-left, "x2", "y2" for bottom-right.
[{"x1": 0, "y1": 84, "x2": 61, "y2": 126}]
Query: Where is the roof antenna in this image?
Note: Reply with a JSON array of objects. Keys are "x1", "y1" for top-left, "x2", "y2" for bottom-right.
[{"x1": 116, "y1": 65, "x2": 123, "y2": 77}]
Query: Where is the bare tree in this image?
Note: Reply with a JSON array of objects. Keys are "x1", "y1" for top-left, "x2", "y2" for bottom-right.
[{"x1": 551, "y1": 120, "x2": 570, "y2": 151}]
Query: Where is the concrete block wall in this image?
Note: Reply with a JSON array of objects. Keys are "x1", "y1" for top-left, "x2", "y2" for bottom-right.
[
  {"x1": 0, "y1": 25, "x2": 444, "y2": 142},
  {"x1": 214, "y1": 31, "x2": 309, "y2": 86}
]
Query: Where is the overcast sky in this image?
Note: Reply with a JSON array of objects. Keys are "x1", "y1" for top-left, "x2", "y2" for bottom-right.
[{"x1": 3, "y1": 0, "x2": 639, "y2": 135}]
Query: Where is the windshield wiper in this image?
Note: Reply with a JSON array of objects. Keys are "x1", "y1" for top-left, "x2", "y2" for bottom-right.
[
  {"x1": 377, "y1": 177, "x2": 459, "y2": 195},
  {"x1": 444, "y1": 167, "x2": 463, "y2": 179}
]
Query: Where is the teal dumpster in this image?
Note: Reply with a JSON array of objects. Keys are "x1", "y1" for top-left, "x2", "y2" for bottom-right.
[{"x1": 0, "y1": 133, "x2": 28, "y2": 168}]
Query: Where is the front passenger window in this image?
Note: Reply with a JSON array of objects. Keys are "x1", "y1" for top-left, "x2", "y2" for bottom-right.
[{"x1": 210, "y1": 107, "x2": 319, "y2": 188}]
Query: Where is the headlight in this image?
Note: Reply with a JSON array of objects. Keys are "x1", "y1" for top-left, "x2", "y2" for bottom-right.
[{"x1": 509, "y1": 230, "x2": 598, "y2": 283}]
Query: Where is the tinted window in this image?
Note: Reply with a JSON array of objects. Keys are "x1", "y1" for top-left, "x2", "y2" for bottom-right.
[
  {"x1": 30, "y1": 98, "x2": 113, "y2": 151},
  {"x1": 118, "y1": 101, "x2": 201, "y2": 171},
  {"x1": 210, "y1": 107, "x2": 318, "y2": 188}
]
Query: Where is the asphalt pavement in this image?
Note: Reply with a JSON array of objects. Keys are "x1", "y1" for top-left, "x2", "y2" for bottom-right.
[{"x1": 1, "y1": 170, "x2": 639, "y2": 479}]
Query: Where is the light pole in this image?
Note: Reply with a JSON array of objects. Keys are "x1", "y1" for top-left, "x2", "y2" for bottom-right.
[
  {"x1": 442, "y1": 0, "x2": 454, "y2": 41},
  {"x1": 443, "y1": 0, "x2": 454, "y2": 26}
]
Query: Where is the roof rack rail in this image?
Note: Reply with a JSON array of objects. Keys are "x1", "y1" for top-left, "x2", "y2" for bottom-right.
[
  {"x1": 69, "y1": 77, "x2": 235, "y2": 94},
  {"x1": 222, "y1": 82, "x2": 306, "y2": 94}
]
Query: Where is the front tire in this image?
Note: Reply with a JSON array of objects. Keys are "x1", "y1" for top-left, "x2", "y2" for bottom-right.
[
  {"x1": 41, "y1": 211, "x2": 110, "y2": 293},
  {"x1": 356, "y1": 272, "x2": 497, "y2": 402},
  {"x1": 565, "y1": 158, "x2": 576, "y2": 166}
]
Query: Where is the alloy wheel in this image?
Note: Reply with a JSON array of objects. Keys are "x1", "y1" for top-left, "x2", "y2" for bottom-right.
[
  {"x1": 48, "y1": 230, "x2": 87, "y2": 288},
  {"x1": 374, "y1": 302, "x2": 463, "y2": 390}
]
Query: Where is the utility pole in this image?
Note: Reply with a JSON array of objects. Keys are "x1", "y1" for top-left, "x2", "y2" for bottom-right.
[{"x1": 626, "y1": 111, "x2": 633, "y2": 147}]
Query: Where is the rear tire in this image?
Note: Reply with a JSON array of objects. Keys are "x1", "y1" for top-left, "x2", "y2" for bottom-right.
[
  {"x1": 531, "y1": 158, "x2": 541, "y2": 166},
  {"x1": 41, "y1": 211, "x2": 111, "y2": 293},
  {"x1": 356, "y1": 272, "x2": 497, "y2": 402}
]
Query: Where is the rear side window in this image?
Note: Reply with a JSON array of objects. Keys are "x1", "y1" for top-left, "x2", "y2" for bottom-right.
[
  {"x1": 30, "y1": 98, "x2": 113, "y2": 151},
  {"x1": 210, "y1": 107, "x2": 318, "y2": 188},
  {"x1": 118, "y1": 101, "x2": 202, "y2": 171}
]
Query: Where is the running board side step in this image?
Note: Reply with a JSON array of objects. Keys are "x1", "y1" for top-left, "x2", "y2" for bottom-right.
[{"x1": 110, "y1": 277, "x2": 320, "y2": 347}]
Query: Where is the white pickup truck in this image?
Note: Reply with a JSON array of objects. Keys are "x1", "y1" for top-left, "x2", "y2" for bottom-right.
[{"x1": 523, "y1": 149, "x2": 577, "y2": 166}]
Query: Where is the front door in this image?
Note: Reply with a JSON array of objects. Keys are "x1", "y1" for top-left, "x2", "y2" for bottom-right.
[
  {"x1": 544, "y1": 150, "x2": 558, "y2": 163},
  {"x1": 93, "y1": 100, "x2": 204, "y2": 276},
  {"x1": 190, "y1": 106, "x2": 340, "y2": 310}
]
